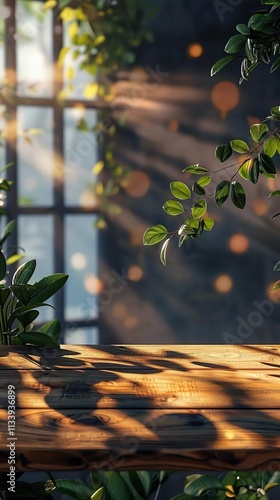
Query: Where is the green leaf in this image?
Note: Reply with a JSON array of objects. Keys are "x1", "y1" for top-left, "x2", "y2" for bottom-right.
[
  {"x1": 0, "y1": 220, "x2": 16, "y2": 246},
  {"x1": 224, "y1": 34, "x2": 246, "y2": 54},
  {"x1": 91, "y1": 488, "x2": 104, "y2": 500},
  {"x1": 191, "y1": 199, "x2": 207, "y2": 219},
  {"x1": 272, "y1": 281, "x2": 280, "y2": 291},
  {"x1": 231, "y1": 181, "x2": 246, "y2": 209},
  {"x1": 249, "y1": 158, "x2": 260, "y2": 184},
  {"x1": 270, "y1": 106, "x2": 280, "y2": 120},
  {"x1": 0, "y1": 178, "x2": 11, "y2": 191},
  {"x1": 119, "y1": 472, "x2": 147, "y2": 500},
  {"x1": 163, "y1": 200, "x2": 184, "y2": 216},
  {"x1": 160, "y1": 237, "x2": 171, "y2": 266},
  {"x1": 204, "y1": 217, "x2": 214, "y2": 231},
  {"x1": 99, "y1": 471, "x2": 132, "y2": 500},
  {"x1": 273, "y1": 261, "x2": 280, "y2": 271},
  {"x1": 184, "y1": 216, "x2": 199, "y2": 229},
  {"x1": 77, "y1": 118, "x2": 89, "y2": 131},
  {"x1": 230, "y1": 139, "x2": 249, "y2": 153},
  {"x1": 6, "y1": 253, "x2": 25, "y2": 265},
  {"x1": 17, "y1": 310, "x2": 39, "y2": 329},
  {"x1": 28, "y1": 274, "x2": 69, "y2": 304},
  {"x1": 259, "y1": 152, "x2": 277, "y2": 177},
  {"x1": 262, "y1": 0, "x2": 280, "y2": 4},
  {"x1": 238, "y1": 159, "x2": 252, "y2": 180},
  {"x1": 178, "y1": 231, "x2": 190, "y2": 248},
  {"x1": 276, "y1": 134, "x2": 280, "y2": 154},
  {"x1": 12, "y1": 259, "x2": 36, "y2": 285},
  {"x1": 0, "y1": 162, "x2": 13, "y2": 173},
  {"x1": 10, "y1": 285, "x2": 31, "y2": 305},
  {"x1": 192, "y1": 182, "x2": 205, "y2": 195},
  {"x1": 0, "y1": 250, "x2": 6, "y2": 281},
  {"x1": 136, "y1": 472, "x2": 152, "y2": 498},
  {"x1": 183, "y1": 164, "x2": 208, "y2": 174},
  {"x1": 263, "y1": 136, "x2": 278, "y2": 157},
  {"x1": 13, "y1": 331, "x2": 60, "y2": 348},
  {"x1": 38, "y1": 320, "x2": 61, "y2": 341},
  {"x1": 143, "y1": 225, "x2": 168, "y2": 246},
  {"x1": 269, "y1": 190, "x2": 280, "y2": 197},
  {"x1": 56, "y1": 479, "x2": 94, "y2": 500},
  {"x1": 250, "y1": 123, "x2": 268, "y2": 142},
  {"x1": 236, "y1": 23, "x2": 251, "y2": 35},
  {"x1": 215, "y1": 144, "x2": 232, "y2": 163},
  {"x1": 248, "y1": 13, "x2": 274, "y2": 33},
  {"x1": 170, "y1": 181, "x2": 191, "y2": 200},
  {"x1": 197, "y1": 175, "x2": 212, "y2": 187},
  {"x1": 184, "y1": 475, "x2": 224, "y2": 496},
  {"x1": 93, "y1": 35, "x2": 106, "y2": 47},
  {"x1": 215, "y1": 180, "x2": 230, "y2": 207},
  {"x1": 271, "y1": 55, "x2": 280, "y2": 73},
  {"x1": 0, "y1": 288, "x2": 11, "y2": 306},
  {"x1": 196, "y1": 220, "x2": 205, "y2": 237},
  {"x1": 211, "y1": 56, "x2": 235, "y2": 76},
  {"x1": 265, "y1": 471, "x2": 280, "y2": 486},
  {"x1": 3, "y1": 479, "x2": 56, "y2": 498}
]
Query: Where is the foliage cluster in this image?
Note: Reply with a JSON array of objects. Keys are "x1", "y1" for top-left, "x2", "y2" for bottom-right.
[
  {"x1": 2, "y1": 470, "x2": 280, "y2": 499},
  {"x1": 143, "y1": 107, "x2": 280, "y2": 268},
  {"x1": 144, "y1": 0, "x2": 280, "y2": 279},
  {"x1": 0, "y1": 169, "x2": 68, "y2": 347}
]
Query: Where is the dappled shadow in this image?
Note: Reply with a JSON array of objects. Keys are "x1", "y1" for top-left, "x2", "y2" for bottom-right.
[{"x1": 2, "y1": 345, "x2": 280, "y2": 471}]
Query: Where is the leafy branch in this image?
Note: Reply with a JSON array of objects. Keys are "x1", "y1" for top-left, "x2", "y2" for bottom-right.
[
  {"x1": 211, "y1": 0, "x2": 280, "y2": 83},
  {"x1": 143, "y1": 107, "x2": 280, "y2": 266}
]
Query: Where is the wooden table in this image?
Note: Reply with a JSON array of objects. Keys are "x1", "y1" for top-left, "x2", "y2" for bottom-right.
[{"x1": 1, "y1": 344, "x2": 280, "y2": 471}]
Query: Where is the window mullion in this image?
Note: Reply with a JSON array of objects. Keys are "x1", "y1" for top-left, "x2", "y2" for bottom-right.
[
  {"x1": 52, "y1": 12, "x2": 65, "y2": 335},
  {"x1": 4, "y1": 0, "x2": 17, "y2": 279}
]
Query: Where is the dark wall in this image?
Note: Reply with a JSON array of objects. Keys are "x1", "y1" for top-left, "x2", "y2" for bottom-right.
[{"x1": 100, "y1": 0, "x2": 280, "y2": 346}]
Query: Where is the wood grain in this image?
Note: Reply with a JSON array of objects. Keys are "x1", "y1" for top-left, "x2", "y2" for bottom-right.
[
  {"x1": 1, "y1": 345, "x2": 280, "y2": 471},
  {"x1": 1, "y1": 344, "x2": 280, "y2": 370},
  {"x1": 1, "y1": 367, "x2": 280, "y2": 409}
]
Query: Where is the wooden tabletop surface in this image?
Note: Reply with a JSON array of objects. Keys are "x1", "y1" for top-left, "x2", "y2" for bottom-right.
[{"x1": 1, "y1": 344, "x2": 280, "y2": 471}]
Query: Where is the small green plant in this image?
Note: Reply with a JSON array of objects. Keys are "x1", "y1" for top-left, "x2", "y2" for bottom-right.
[
  {"x1": 0, "y1": 470, "x2": 170, "y2": 499},
  {"x1": 2, "y1": 470, "x2": 280, "y2": 499},
  {"x1": 0, "y1": 166, "x2": 68, "y2": 348},
  {"x1": 0, "y1": 256, "x2": 68, "y2": 348},
  {"x1": 181, "y1": 471, "x2": 280, "y2": 499}
]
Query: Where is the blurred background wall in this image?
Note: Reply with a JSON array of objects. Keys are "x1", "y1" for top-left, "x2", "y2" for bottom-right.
[{"x1": 99, "y1": 0, "x2": 280, "y2": 345}]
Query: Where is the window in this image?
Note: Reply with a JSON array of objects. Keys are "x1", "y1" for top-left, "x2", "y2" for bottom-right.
[{"x1": 0, "y1": 0, "x2": 99, "y2": 343}]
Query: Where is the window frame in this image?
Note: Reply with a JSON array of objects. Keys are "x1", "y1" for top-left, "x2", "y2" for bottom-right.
[{"x1": 3, "y1": 0, "x2": 100, "y2": 341}]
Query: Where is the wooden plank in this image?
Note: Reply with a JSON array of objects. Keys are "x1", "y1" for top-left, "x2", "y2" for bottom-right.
[
  {"x1": 1, "y1": 367, "x2": 280, "y2": 409},
  {"x1": 0, "y1": 409, "x2": 280, "y2": 471},
  {"x1": 1, "y1": 344, "x2": 280, "y2": 370},
  {"x1": 2, "y1": 345, "x2": 280, "y2": 471}
]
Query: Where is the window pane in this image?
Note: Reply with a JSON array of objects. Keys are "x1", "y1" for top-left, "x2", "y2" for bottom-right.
[
  {"x1": 0, "y1": 107, "x2": 5, "y2": 167},
  {"x1": 18, "y1": 215, "x2": 54, "y2": 322},
  {"x1": 64, "y1": 108, "x2": 98, "y2": 206},
  {"x1": 0, "y1": 4, "x2": 6, "y2": 74},
  {"x1": 16, "y1": 0, "x2": 53, "y2": 97},
  {"x1": 65, "y1": 215, "x2": 98, "y2": 321},
  {"x1": 62, "y1": 24, "x2": 94, "y2": 100},
  {"x1": 0, "y1": 3, "x2": 7, "y2": 167},
  {"x1": 17, "y1": 106, "x2": 54, "y2": 206},
  {"x1": 64, "y1": 327, "x2": 99, "y2": 345}
]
